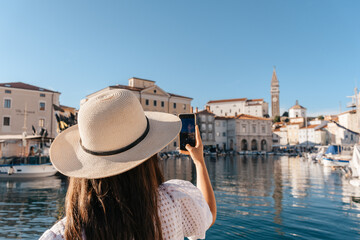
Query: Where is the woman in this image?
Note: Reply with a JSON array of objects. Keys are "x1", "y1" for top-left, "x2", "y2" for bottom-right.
[{"x1": 40, "y1": 89, "x2": 216, "y2": 240}]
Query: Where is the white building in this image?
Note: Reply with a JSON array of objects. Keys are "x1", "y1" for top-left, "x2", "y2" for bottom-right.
[
  {"x1": 338, "y1": 109, "x2": 359, "y2": 134},
  {"x1": 298, "y1": 123, "x2": 328, "y2": 146},
  {"x1": 289, "y1": 100, "x2": 306, "y2": 118},
  {"x1": 273, "y1": 125, "x2": 288, "y2": 146},
  {"x1": 207, "y1": 98, "x2": 269, "y2": 118},
  {"x1": 326, "y1": 121, "x2": 359, "y2": 145}
]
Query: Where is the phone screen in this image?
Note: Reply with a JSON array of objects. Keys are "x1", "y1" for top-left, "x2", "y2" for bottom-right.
[{"x1": 179, "y1": 114, "x2": 196, "y2": 151}]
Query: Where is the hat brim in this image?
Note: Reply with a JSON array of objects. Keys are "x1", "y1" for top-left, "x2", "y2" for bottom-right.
[{"x1": 50, "y1": 111, "x2": 181, "y2": 179}]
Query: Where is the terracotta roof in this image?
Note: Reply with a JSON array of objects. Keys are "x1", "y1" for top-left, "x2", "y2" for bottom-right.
[
  {"x1": 215, "y1": 116, "x2": 235, "y2": 120},
  {"x1": 235, "y1": 114, "x2": 271, "y2": 121},
  {"x1": 207, "y1": 98, "x2": 247, "y2": 104},
  {"x1": 109, "y1": 84, "x2": 192, "y2": 99},
  {"x1": 196, "y1": 109, "x2": 215, "y2": 115},
  {"x1": 338, "y1": 109, "x2": 356, "y2": 116},
  {"x1": 130, "y1": 77, "x2": 155, "y2": 82},
  {"x1": 247, "y1": 99, "x2": 263, "y2": 102},
  {"x1": 0, "y1": 82, "x2": 59, "y2": 93},
  {"x1": 60, "y1": 105, "x2": 76, "y2": 110},
  {"x1": 290, "y1": 104, "x2": 306, "y2": 110},
  {"x1": 300, "y1": 124, "x2": 319, "y2": 129}
]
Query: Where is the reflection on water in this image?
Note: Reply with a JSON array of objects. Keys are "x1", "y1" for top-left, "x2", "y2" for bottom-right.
[
  {"x1": 0, "y1": 176, "x2": 67, "y2": 239},
  {"x1": 1, "y1": 156, "x2": 360, "y2": 239}
]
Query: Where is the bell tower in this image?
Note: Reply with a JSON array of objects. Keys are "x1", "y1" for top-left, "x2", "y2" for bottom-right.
[{"x1": 271, "y1": 67, "x2": 280, "y2": 118}]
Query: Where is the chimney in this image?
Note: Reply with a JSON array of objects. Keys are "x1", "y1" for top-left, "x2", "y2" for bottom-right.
[
  {"x1": 296, "y1": 100, "x2": 299, "y2": 105},
  {"x1": 206, "y1": 105, "x2": 210, "y2": 111},
  {"x1": 195, "y1": 107, "x2": 198, "y2": 113},
  {"x1": 191, "y1": 107, "x2": 193, "y2": 113}
]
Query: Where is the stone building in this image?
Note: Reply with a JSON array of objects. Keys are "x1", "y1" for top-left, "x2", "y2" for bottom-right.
[
  {"x1": 235, "y1": 114, "x2": 273, "y2": 152},
  {"x1": 87, "y1": 77, "x2": 192, "y2": 151},
  {"x1": 195, "y1": 107, "x2": 215, "y2": 147},
  {"x1": 214, "y1": 116, "x2": 229, "y2": 151},
  {"x1": 271, "y1": 68, "x2": 280, "y2": 118},
  {"x1": 207, "y1": 98, "x2": 269, "y2": 118}
]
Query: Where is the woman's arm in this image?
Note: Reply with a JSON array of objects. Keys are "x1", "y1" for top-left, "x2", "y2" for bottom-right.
[{"x1": 185, "y1": 125, "x2": 217, "y2": 226}]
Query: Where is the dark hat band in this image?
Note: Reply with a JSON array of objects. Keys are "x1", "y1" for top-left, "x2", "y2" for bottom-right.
[{"x1": 80, "y1": 117, "x2": 150, "y2": 156}]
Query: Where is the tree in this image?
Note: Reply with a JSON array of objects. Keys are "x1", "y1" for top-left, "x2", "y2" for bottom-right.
[
  {"x1": 318, "y1": 115, "x2": 324, "y2": 120},
  {"x1": 273, "y1": 115, "x2": 281, "y2": 123},
  {"x1": 282, "y1": 111, "x2": 289, "y2": 117}
]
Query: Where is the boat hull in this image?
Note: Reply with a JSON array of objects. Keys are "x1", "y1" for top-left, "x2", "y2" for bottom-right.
[
  {"x1": 0, "y1": 164, "x2": 57, "y2": 178},
  {"x1": 322, "y1": 157, "x2": 350, "y2": 167}
]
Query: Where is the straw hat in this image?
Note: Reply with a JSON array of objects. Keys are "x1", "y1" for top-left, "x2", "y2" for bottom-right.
[{"x1": 50, "y1": 89, "x2": 181, "y2": 179}]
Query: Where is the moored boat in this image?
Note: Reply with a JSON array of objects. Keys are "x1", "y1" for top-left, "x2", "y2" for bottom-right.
[
  {"x1": 321, "y1": 145, "x2": 352, "y2": 167},
  {"x1": 0, "y1": 156, "x2": 57, "y2": 178}
]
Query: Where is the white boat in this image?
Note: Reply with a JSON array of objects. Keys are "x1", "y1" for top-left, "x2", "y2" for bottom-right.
[
  {"x1": 349, "y1": 145, "x2": 360, "y2": 187},
  {"x1": 321, "y1": 145, "x2": 352, "y2": 167},
  {"x1": 0, "y1": 156, "x2": 57, "y2": 178}
]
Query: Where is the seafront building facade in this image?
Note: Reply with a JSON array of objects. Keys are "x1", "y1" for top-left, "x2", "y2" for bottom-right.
[
  {"x1": 235, "y1": 114, "x2": 273, "y2": 152},
  {"x1": 195, "y1": 108, "x2": 215, "y2": 147},
  {"x1": 0, "y1": 82, "x2": 61, "y2": 157},
  {"x1": 87, "y1": 77, "x2": 193, "y2": 151}
]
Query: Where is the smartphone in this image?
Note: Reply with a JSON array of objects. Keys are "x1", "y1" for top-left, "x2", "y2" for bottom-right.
[{"x1": 179, "y1": 114, "x2": 196, "y2": 151}]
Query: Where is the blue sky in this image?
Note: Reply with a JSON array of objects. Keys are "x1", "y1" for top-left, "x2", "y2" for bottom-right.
[{"x1": 0, "y1": 0, "x2": 359, "y2": 116}]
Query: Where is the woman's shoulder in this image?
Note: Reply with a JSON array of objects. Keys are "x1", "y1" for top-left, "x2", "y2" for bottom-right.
[
  {"x1": 39, "y1": 217, "x2": 66, "y2": 240},
  {"x1": 159, "y1": 179, "x2": 205, "y2": 202}
]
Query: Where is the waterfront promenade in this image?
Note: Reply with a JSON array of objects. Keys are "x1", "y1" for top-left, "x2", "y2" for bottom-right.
[{"x1": 1, "y1": 155, "x2": 360, "y2": 239}]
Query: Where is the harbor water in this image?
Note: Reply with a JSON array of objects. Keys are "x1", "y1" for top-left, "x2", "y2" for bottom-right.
[{"x1": 1, "y1": 155, "x2": 360, "y2": 239}]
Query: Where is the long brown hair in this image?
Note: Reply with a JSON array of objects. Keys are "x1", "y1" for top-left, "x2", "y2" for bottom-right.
[{"x1": 64, "y1": 155, "x2": 164, "y2": 240}]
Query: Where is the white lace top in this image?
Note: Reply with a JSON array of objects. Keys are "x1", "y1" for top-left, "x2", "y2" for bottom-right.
[{"x1": 39, "y1": 179, "x2": 213, "y2": 240}]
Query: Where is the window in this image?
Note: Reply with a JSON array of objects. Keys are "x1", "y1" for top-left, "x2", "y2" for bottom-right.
[
  {"x1": 252, "y1": 124, "x2": 256, "y2": 133},
  {"x1": 216, "y1": 121, "x2": 220, "y2": 127},
  {"x1": 223, "y1": 122, "x2": 226, "y2": 127},
  {"x1": 5, "y1": 90, "x2": 11, "y2": 94},
  {"x1": 145, "y1": 99, "x2": 149, "y2": 105},
  {"x1": 161, "y1": 101, "x2": 164, "y2": 107},
  {"x1": 262, "y1": 126, "x2": 266, "y2": 133},
  {"x1": 40, "y1": 102, "x2": 45, "y2": 111},
  {"x1": 208, "y1": 124, "x2": 213, "y2": 131},
  {"x1": 173, "y1": 141, "x2": 177, "y2": 147},
  {"x1": 201, "y1": 133, "x2": 207, "y2": 140},
  {"x1": 201, "y1": 115, "x2": 206, "y2": 122},
  {"x1": 4, "y1": 99, "x2": 11, "y2": 108},
  {"x1": 216, "y1": 132, "x2": 220, "y2": 137},
  {"x1": 221, "y1": 110, "x2": 223, "y2": 114},
  {"x1": 201, "y1": 124, "x2": 206, "y2": 131},
  {"x1": 229, "y1": 109, "x2": 232, "y2": 113},
  {"x1": 183, "y1": 104, "x2": 186, "y2": 110},
  {"x1": 40, "y1": 93, "x2": 46, "y2": 97},
  {"x1": 209, "y1": 133, "x2": 213, "y2": 139},
  {"x1": 154, "y1": 90, "x2": 157, "y2": 94},
  {"x1": 222, "y1": 132, "x2": 226, "y2": 137},
  {"x1": 39, "y1": 119, "x2": 45, "y2": 127},
  {"x1": 3, "y1": 117, "x2": 10, "y2": 126},
  {"x1": 242, "y1": 125, "x2": 246, "y2": 133},
  {"x1": 154, "y1": 100, "x2": 157, "y2": 106},
  {"x1": 173, "y1": 103, "x2": 176, "y2": 109}
]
